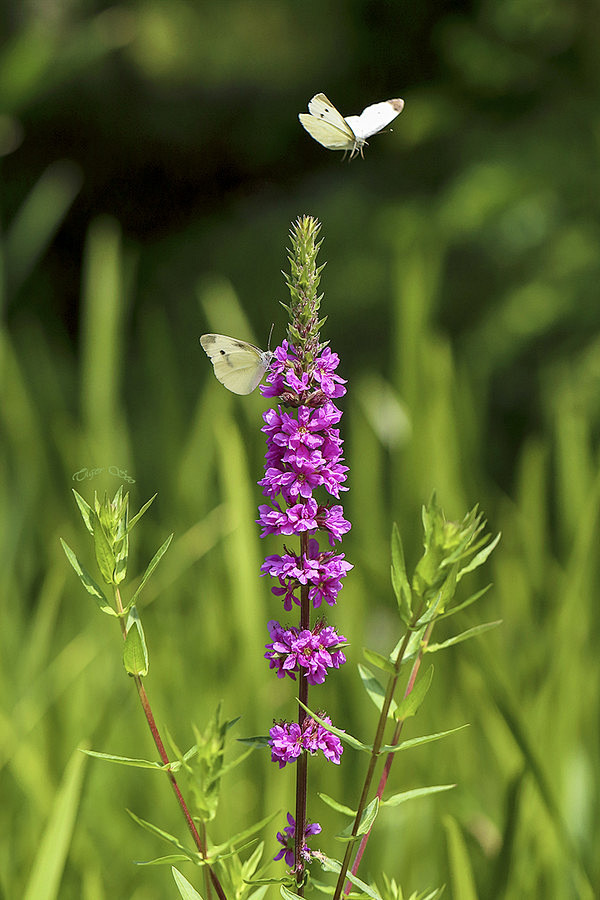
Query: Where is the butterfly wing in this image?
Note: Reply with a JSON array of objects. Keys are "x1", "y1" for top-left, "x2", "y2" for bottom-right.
[
  {"x1": 200, "y1": 334, "x2": 272, "y2": 395},
  {"x1": 347, "y1": 98, "x2": 404, "y2": 141},
  {"x1": 299, "y1": 93, "x2": 357, "y2": 151}
]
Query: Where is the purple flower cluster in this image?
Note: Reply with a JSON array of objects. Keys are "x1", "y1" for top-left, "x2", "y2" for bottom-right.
[
  {"x1": 265, "y1": 619, "x2": 347, "y2": 684},
  {"x1": 270, "y1": 714, "x2": 344, "y2": 768},
  {"x1": 261, "y1": 538, "x2": 353, "y2": 611},
  {"x1": 274, "y1": 813, "x2": 322, "y2": 868},
  {"x1": 261, "y1": 341, "x2": 346, "y2": 403}
]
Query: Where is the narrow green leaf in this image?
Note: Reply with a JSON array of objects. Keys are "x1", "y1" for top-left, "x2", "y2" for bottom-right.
[
  {"x1": 123, "y1": 607, "x2": 149, "y2": 676},
  {"x1": 391, "y1": 522, "x2": 412, "y2": 622},
  {"x1": 81, "y1": 749, "x2": 170, "y2": 770},
  {"x1": 297, "y1": 702, "x2": 371, "y2": 752},
  {"x1": 129, "y1": 533, "x2": 174, "y2": 607},
  {"x1": 439, "y1": 584, "x2": 491, "y2": 619},
  {"x1": 72, "y1": 489, "x2": 95, "y2": 535},
  {"x1": 457, "y1": 532, "x2": 501, "y2": 582},
  {"x1": 281, "y1": 887, "x2": 304, "y2": 900},
  {"x1": 91, "y1": 509, "x2": 115, "y2": 583},
  {"x1": 137, "y1": 854, "x2": 195, "y2": 867},
  {"x1": 127, "y1": 810, "x2": 197, "y2": 859},
  {"x1": 356, "y1": 797, "x2": 379, "y2": 836},
  {"x1": 395, "y1": 666, "x2": 434, "y2": 721},
  {"x1": 316, "y1": 855, "x2": 383, "y2": 900},
  {"x1": 60, "y1": 539, "x2": 116, "y2": 615},
  {"x1": 22, "y1": 746, "x2": 88, "y2": 900},
  {"x1": 114, "y1": 530, "x2": 129, "y2": 585},
  {"x1": 237, "y1": 735, "x2": 271, "y2": 747},
  {"x1": 381, "y1": 784, "x2": 455, "y2": 808},
  {"x1": 443, "y1": 816, "x2": 479, "y2": 900},
  {"x1": 337, "y1": 797, "x2": 379, "y2": 842},
  {"x1": 381, "y1": 724, "x2": 469, "y2": 754},
  {"x1": 362, "y1": 647, "x2": 396, "y2": 674},
  {"x1": 426, "y1": 621, "x2": 502, "y2": 654},
  {"x1": 128, "y1": 493, "x2": 157, "y2": 532},
  {"x1": 208, "y1": 811, "x2": 278, "y2": 857},
  {"x1": 358, "y1": 664, "x2": 397, "y2": 717},
  {"x1": 317, "y1": 793, "x2": 356, "y2": 817},
  {"x1": 172, "y1": 867, "x2": 205, "y2": 900}
]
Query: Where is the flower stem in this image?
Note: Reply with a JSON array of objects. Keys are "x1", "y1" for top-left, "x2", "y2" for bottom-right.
[
  {"x1": 332, "y1": 605, "x2": 428, "y2": 900},
  {"x1": 294, "y1": 532, "x2": 311, "y2": 891},
  {"x1": 115, "y1": 589, "x2": 227, "y2": 900},
  {"x1": 343, "y1": 619, "x2": 436, "y2": 894}
]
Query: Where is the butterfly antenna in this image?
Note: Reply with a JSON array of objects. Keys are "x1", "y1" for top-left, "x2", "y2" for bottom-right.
[{"x1": 267, "y1": 322, "x2": 275, "y2": 351}]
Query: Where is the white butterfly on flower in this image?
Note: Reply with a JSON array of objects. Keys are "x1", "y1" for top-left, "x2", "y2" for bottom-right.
[
  {"x1": 200, "y1": 333, "x2": 273, "y2": 395},
  {"x1": 299, "y1": 93, "x2": 404, "y2": 158}
]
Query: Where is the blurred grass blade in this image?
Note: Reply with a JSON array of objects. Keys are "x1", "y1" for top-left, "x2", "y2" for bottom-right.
[
  {"x1": 80, "y1": 215, "x2": 133, "y2": 456},
  {"x1": 443, "y1": 815, "x2": 478, "y2": 900},
  {"x1": 22, "y1": 745, "x2": 88, "y2": 900},
  {"x1": 4, "y1": 160, "x2": 82, "y2": 301}
]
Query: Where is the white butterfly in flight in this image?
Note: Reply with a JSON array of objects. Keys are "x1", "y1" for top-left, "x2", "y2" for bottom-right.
[
  {"x1": 200, "y1": 334, "x2": 273, "y2": 395},
  {"x1": 299, "y1": 93, "x2": 404, "y2": 158}
]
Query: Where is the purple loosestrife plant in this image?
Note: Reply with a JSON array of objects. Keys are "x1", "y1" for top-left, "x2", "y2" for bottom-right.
[
  {"x1": 62, "y1": 215, "x2": 500, "y2": 900},
  {"x1": 257, "y1": 216, "x2": 351, "y2": 886}
]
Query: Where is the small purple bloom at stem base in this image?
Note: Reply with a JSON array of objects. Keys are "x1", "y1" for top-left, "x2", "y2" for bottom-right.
[{"x1": 274, "y1": 812, "x2": 322, "y2": 867}]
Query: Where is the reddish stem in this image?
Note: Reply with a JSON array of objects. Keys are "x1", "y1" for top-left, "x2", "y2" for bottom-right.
[
  {"x1": 294, "y1": 532, "x2": 311, "y2": 893},
  {"x1": 115, "y1": 591, "x2": 227, "y2": 900}
]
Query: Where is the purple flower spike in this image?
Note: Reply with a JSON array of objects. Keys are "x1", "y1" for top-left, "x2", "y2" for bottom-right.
[{"x1": 258, "y1": 218, "x2": 351, "y2": 817}]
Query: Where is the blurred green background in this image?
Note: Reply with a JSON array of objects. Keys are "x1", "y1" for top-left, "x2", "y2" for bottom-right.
[{"x1": 1, "y1": 0, "x2": 599, "y2": 897}]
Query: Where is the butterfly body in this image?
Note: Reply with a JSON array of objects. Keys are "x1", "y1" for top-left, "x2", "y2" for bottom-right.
[
  {"x1": 200, "y1": 333, "x2": 273, "y2": 394},
  {"x1": 299, "y1": 93, "x2": 404, "y2": 158}
]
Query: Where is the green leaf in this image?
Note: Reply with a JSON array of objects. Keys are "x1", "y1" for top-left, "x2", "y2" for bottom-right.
[
  {"x1": 127, "y1": 810, "x2": 197, "y2": 860},
  {"x1": 297, "y1": 702, "x2": 371, "y2": 752},
  {"x1": 72, "y1": 489, "x2": 94, "y2": 535},
  {"x1": 391, "y1": 522, "x2": 412, "y2": 622},
  {"x1": 439, "y1": 584, "x2": 491, "y2": 619},
  {"x1": 362, "y1": 647, "x2": 396, "y2": 674},
  {"x1": 91, "y1": 509, "x2": 116, "y2": 584},
  {"x1": 443, "y1": 816, "x2": 479, "y2": 900},
  {"x1": 381, "y1": 724, "x2": 469, "y2": 754},
  {"x1": 426, "y1": 621, "x2": 502, "y2": 654},
  {"x1": 358, "y1": 665, "x2": 397, "y2": 717},
  {"x1": 456, "y1": 532, "x2": 501, "y2": 583},
  {"x1": 208, "y1": 811, "x2": 278, "y2": 858},
  {"x1": 395, "y1": 666, "x2": 434, "y2": 721},
  {"x1": 129, "y1": 533, "x2": 174, "y2": 608},
  {"x1": 123, "y1": 607, "x2": 149, "y2": 676},
  {"x1": 381, "y1": 784, "x2": 455, "y2": 808},
  {"x1": 316, "y1": 855, "x2": 383, "y2": 900},
  {"x1": 389, "y1": 623, "x2": 427, "y2": 667},
  {"x1": 281, "y1": 887, "x2": 304, "y2": 900},
  {"x1": 237, "y1": 735, "x2": 271, "y2": 748},
  {"x1": 137, "y1": 854, "x2": 196, "y2": 867},
  {"x1": 60, "y1": 539, "x2": 116, "y2": 615},
  {"x1": 336, "y1": 797, "x2": 379, "y2": 842},
  {"x1": 128, "y1": 493, "x2": 158, "y2": 533},
  {"x1": 81, "y1": 749, "x2": 170, "y2": 770},
  {"x1": 172, "y1": 867, "x2": 205, "y2": 900},
  {"x1": 114, "y1": 530, "x2": 129, "y2": 585},
  {"x1": 317, "y1": 792, "x2": 356, "y2": 817}
]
